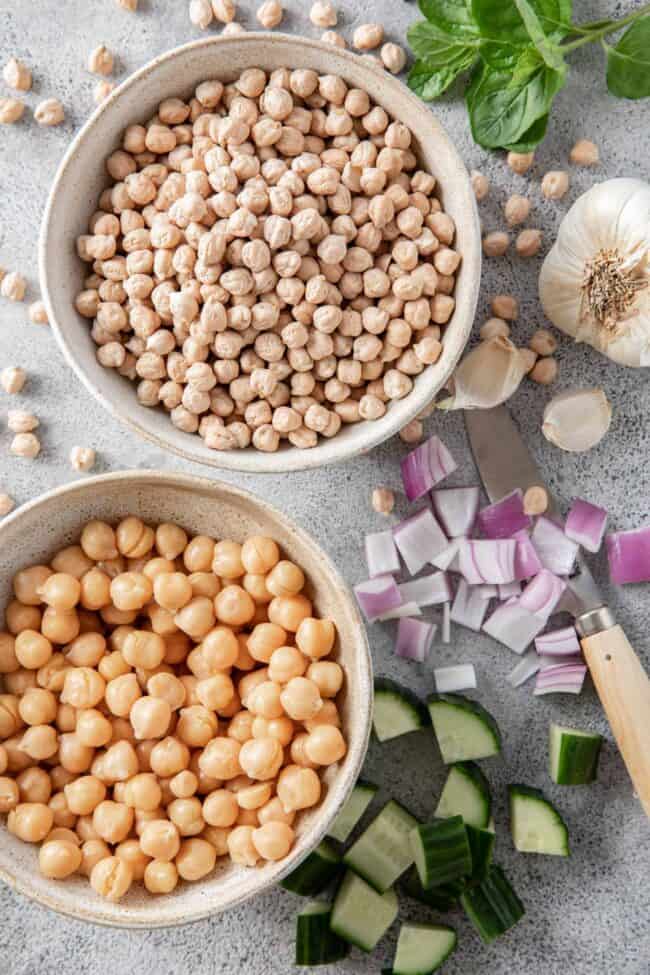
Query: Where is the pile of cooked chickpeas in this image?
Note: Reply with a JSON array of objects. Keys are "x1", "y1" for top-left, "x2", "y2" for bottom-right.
[
  {"x1": 75, "y1": 66, "x2": 460, "y2": 452},
  {"x1": 0, "y1": 517, "x2": 347, "y2": 901}
]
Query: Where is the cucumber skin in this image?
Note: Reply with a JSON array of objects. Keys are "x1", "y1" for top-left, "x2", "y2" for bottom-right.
[
  {"x1": 411, "y1": 816, "x2": 472, "y2": 889},
  {"x1": 281, "y1": 840, "x2": 342, "y2": 896},
  {"x1": 295, "y1": 906, "x2": 349, "y2": 966},
  {"x1": 427, "y1": 693, "x2": 502, "y2": 762},
  {"x1": 465, "y1": 825, "x2": 495, "y2": 885},
  {"x1": 436, "y1": 760, "x2": 492, "y2": 828},
  {"x1": 508, "y1": 784, "x2": 570, "y2": 856},
  {"x1": 550, "y1": 726, "x2": 603, "y2": 785},
  {"x1": 374, "y1": 678, "x2": 430, "y2": 742},
  {"x1": 461, "y1": 865, "x2": 525, "y2": 944},
  {"x1": 402, "y1": 868, "x2": 459, "y2": 912}
]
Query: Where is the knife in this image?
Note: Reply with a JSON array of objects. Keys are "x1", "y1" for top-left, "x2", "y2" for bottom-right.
[{"x1": 465, "y1": 405, "x2": 650, "y2": 818}]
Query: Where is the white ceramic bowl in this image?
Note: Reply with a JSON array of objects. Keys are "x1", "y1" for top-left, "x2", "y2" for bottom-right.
[
  {"x1": 40, "y1": 34, "x2": 481, "y2": 473},
  {"x1": 0, "y1": 471, "x2": 372, "y2": 927}
]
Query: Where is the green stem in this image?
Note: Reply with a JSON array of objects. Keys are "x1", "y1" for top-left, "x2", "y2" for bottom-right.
[{"x1": 561, "y1": 2, "x2": 650, "y2": 52}]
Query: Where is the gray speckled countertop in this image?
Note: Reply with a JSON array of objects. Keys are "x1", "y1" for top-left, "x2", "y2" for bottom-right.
[{"x1": 1, "y1": 0, "x2": 649, "y2": 972}]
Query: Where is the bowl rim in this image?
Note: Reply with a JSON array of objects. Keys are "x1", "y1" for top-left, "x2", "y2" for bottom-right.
[
  {"x1": 39, "y1": 32, "x2": 481, "y2": 474},
  {"x1": 0, "y1": 469, "x2": 373, "y2": 928}
]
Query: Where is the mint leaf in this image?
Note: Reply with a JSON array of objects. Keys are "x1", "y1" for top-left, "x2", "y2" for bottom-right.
[
  {"x1": 472, "y1": 0, "x2": 571, "y2": 46},
  {"x1": 504, "y1": 113, "x2": 549, "y2": 151},
  {"x1": 513, "y1": 0, "x2": 566, "y2": 70},
  {"x1": 419, "y1": 0, "x2": 480, "y2": 37},
  {"x1": 509, "y1": 46, "x2": 545, "y2": 87},
  {"x1": 605, "y1": 16, "x2": 650, "y2": 100},
  {"x1": 467, "y1": 61, "x2": 565, "y2": 148},
  {"x1": 409, "y1": 50, "x2": 478, "y2": 99},
  {"x1": 408, "y1": 20, "x2": 480, "y2": 62}
]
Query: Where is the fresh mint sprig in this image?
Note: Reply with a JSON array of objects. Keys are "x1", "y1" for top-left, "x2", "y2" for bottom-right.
[{"x1": 407, "y1": 0, "x2": 650, "y2": 150}]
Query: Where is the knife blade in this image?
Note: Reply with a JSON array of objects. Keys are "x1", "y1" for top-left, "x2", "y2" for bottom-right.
[
  {"x1": 465, "y1": 405, "x2": 650, "y2": 818},
  {"x1": 464, "y1": 405, "x2": 601, "y2": 617}
]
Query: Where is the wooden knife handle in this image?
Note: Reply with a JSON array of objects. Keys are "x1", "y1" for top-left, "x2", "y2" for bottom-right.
[{"x1": 581, "y1": 624, "x2": 650, "y2": 818}]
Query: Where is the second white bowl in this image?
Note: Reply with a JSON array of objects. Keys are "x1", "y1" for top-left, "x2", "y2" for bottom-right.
[{"x1": 40, "y1": 34, "x2": 481, "y2": 473}]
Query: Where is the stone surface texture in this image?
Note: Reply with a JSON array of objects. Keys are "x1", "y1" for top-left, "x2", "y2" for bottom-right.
[{"x1": 0, "y1": 0, "x2": 649, "y2": 972}]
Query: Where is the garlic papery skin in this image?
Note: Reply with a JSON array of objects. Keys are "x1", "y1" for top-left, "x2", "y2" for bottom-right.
[
  {"x1": 539, "y1": 178, "x2": 650, "y2": 367},
  {"x1": 542, "y1": 388, "x2": 612, "y2": 452},
  {"x1": 438, "y1": 336, "x2": 529, "y2": 410}
]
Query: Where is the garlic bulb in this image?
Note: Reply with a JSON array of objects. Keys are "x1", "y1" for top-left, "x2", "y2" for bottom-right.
[
  {"x1": 438, "y1": 336, "x2": 529, "y2": 410},
  {"x1": 539, "y1": 178, "x2": 650, "y2": 367},
  {"x1": 542, "y1": 388, "x2": 612, "y2": 452}
]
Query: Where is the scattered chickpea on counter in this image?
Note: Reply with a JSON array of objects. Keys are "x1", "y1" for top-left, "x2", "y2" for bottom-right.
[
  {"x1": 3, "y1": 58, "x2": 32, "y2": 92},
  {"x1": 257, "y1": 0, "x2": 283, "y2": 28},
  {"x1": 353, "y1": 24, "x2": 384, "y2": 51},
  {"x1": 482, "y1": 232, "x2": 510, "y2": 257},
  {"x1": 371, "y1": 487, "x2": 395, "y2": 515},
  {"x1": 310, "y1": 1, "x2": 337, "y2": 27},
  {"x1": 507, "y1": 151, "x2": 534, "y2": 175},
  {"x1": 569, "y1": 139, "x2": 599, "y2": 167},
  {"x1": 541, "y1": 170, "x2": 569, "y2": 200},
  {"x1": 213, "y1": 0, "x2": 236, "y2": 22},
  {"x1": 0, "y1": 519, "x2": 347, "y2": 899},
  {"x1": 470, "y1": 170, "x2": 489, "y2": 201}
]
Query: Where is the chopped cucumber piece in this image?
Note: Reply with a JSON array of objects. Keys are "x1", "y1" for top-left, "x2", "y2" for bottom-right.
[
  {"x1": 508, "y1": 784, "x2": 570, "y2": 856},
  {"x1": 461, "y1": 865, "x2": 525, "y2": 944},
  {"x1": 295, "y1": 901, "x2": 349, "y2": 966},
  {"x1": 327, "y1": 779, "x2": 378, "y2": 843},
  {"x1": 374, "y1": 678, "x2": 430, "y2": 742},
  {"x1": 465, "y1": 825, "x2": 495, "y2": 884},
  {"x1": 549, "y1": 723, "x2": 603, "y2": 785},
  {"x1": 402, "y1": 868, "x2": 459, "y2": 912},
  {"x1": 330, "y1": 871, "x2": 399, "y2": 953},
  {"x1": 344, "y1": 799, "x2": 418, "y2": 892},
  {"x1": 427, "y1": 693, "x2": 501, "y2": 764},
  {"x1": 409, "y1": 816, "x2": 472, "y2": 889},
  {"x1": 388, "y1": 922, "x2": 457, "y2": 975},
  {"x1": 281, "y1": 839, "x2": 342, "y2": 895},
  {"x1": 435, "y1": 761, "x2": 492, "y2": 828}
]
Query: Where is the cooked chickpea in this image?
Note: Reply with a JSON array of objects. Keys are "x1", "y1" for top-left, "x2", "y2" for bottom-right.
[
  {"x1": 241, "y1": 536, "x2": 280, "y2": 575},
  {"x1": 8, "y1": 802, "x2": 54, "y2": 842},
  {"x1": 227, "y1": 825, "x2": 259, "y2": 865},
  {"x1": 92, "y1": 800, "x2": 134, "y2": 843},
  {"x1": 39, "y1": 839, "x2": 83, "y2": 879},
  {"x1": 139, "y1": 818, "x2": 181, "y2": 860},
  {"x1": 130, "y1": 696, "x2": 172, "y2": 739},
  {"x1": 277, "y1": 765, "x2": 321, "y2": 812},
  {"x1": 541, "y1": 170, "x2": 569, "y2": 200},
  {"x1": 144, "y1": 858, "x2": 178, "y2": 893},
  {"x1": 199, "y1": 737, "x2": 241, "y2": 780},
  {"x1": 90, "y1": 855, "x2": 133, "y2": 902},
  {"x1": 176, "y1": 704, "x2": 218, "y2": 747},
  {"x1": 79, "y1": 839, "x2": 111, "y2": 876},
  {"x1": 304, "y1": 724, "x2": 347, "y2": 765},
  {"x1": 61, "y1": 667, "x2": 106, "y2": 709},
  {"x1": 64, "y1": 776, "x2": 107, "y2": 816},
  {"x1": 306, "y1": 660, "x2": 343, "y2": 697}
]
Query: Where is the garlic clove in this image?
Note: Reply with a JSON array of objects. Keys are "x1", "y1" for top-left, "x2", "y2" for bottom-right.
[
  {"x1": 437, "y1": 336, "x2": 528, "y2": 411},
  {"x1": 542, "y1": 387, "x2": 612, "y2": 452},
  {"x1": 539, "y1": 177, "x2": 650, "y2": 368}
]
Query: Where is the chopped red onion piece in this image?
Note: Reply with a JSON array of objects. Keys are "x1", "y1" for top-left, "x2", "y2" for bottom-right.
[
  {"x1": 565, "y1": 498, "x2": 608, "y2": 553},
  {"x1": 354, "y1": 574, "x2": 402, "y2": 622},
  {"x1": 442, "y1": 602, "x2": 451, "y2": 644},
  {"x1": 507, "y1": 649, "x2": 542, "y2": 687},
  {"x1": 432, "y1": 487, "x2": 480, "y2": 537},
  {"x1": 606, "y1": 526, "x2": 650, "y2": 585},
  {"x1": 401, "y1": 435, "x2": 457, "y2": 502},
  {"x1": 531, "y1": 516, "x2": 579, "y2": 576},
  {"x1": 514, "y1": 531, "x2": 543, "y2": 580},
  {"x1": 432, "y1": 539, "x2": 462, "y2": 572},
  {"x1": 396, "y1": 617, "x2": 436, "y2": 662},
  {"x1": 535, "y1": 626, "x2": 581, "y2": 657},
  {"x1": 458, "y1": 539, "x2": 517, "y2": 584},
  {"x1": 375, "y1": 601, "x2": 422, "y2": 622},
  {"x1": 474, "y1": 583, "x2": 498, "y2": 600},
  {"x1": 498, "y1": 580, "x2": 521, "y2": 600},
  {"x1": 365, "y1": 530, "x2": 400, "y2": 579},
  {"x1": 477, "y1": 489, "x2": 531, "y2": 539},
  {"x1": 393, "y1": 507, "x2": 448, "y2": 576},
  {"x1": 533, "y1": 663, "x2": 587, "y2": 695},
  {"x1": 538, "y1": 654, "x2": 584, "y2": 669},
  {"x1": 483, "y1": 602, "x2": 545, "y2": 654},
  {"x1": 399, "y1": 571, "x2": 453, "y2": 607},
  {"x1": 434, "y1": 664, "x2": 477, "y2": 693},
  {"x1": 450, "y1": 578, "x2": 490, "y2": 631},
  {"x1": 519, "y1": 570, "x2": 567, "y2": 622}
]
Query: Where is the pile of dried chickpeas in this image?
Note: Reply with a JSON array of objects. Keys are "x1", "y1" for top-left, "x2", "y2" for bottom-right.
[
  {"x1": 0, "y1": 517, "x2": 347, "y2": 901},
  {"x1": 76, "y1": 67, "x2": 461, "y2": 452}
]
